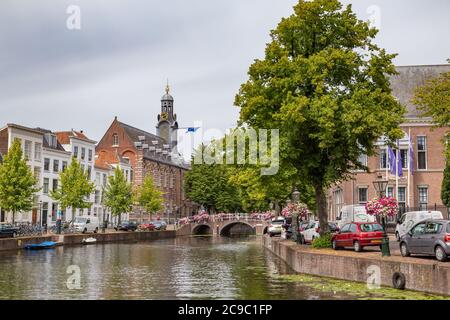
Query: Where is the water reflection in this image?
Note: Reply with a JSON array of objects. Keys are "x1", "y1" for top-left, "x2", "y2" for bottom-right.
[{"x1": 0, "y1": 236, "x2": 350, "y2": 300}]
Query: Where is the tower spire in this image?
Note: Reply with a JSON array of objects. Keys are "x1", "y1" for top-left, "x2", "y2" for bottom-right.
[{"x1": 165, "y1": 79, "x2": 170, "y2": 94}]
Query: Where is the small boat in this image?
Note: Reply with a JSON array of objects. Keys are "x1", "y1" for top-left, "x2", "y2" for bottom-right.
[
  {"x1": 82, "y1": 237, "x2": 97, "y2": 245},
  {"x1": 24, "y1": 241, "x2": 57, "y2": 250}
]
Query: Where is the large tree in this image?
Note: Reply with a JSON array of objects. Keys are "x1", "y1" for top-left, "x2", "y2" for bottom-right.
[
  {"x1": 235, "y1": 0, "x2": 405, "y2": 234},
  {"x1": 0, "y1": 140, "x2": 39, "y2": 224},
  {"x1": 51, "y1": 158, "x2": 95, "y2": 218},
  {"x1": 134, "y1": 174, "x2": 164, "y2": 221},
  {"x1": 103, "y1": 166, "x2": 133, "y2": 225}
]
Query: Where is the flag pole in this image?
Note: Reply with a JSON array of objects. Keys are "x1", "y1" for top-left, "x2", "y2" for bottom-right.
[
  {"x1": 386, "y1": 142, "x2": 389, "y2": 195},
  {"x1": 396, "y1": 140, "x2": 399, "y2": 203},
  {"x1": 407, "y1": 128, "x2": 411, "y2": 209}
]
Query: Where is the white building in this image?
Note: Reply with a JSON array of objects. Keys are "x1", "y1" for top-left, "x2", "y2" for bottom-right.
[{"x1": 0, "y1": 124, "x2": 44, "y2": 223}]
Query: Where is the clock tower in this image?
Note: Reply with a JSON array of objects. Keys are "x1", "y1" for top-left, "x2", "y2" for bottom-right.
[{"x1": 156, "y1": 83, "x2": 179, "y2": 151}]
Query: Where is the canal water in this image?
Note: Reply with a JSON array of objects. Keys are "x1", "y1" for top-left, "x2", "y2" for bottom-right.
[{"x1": 0, "y1": 237, "x2": 446, "y2": 300}]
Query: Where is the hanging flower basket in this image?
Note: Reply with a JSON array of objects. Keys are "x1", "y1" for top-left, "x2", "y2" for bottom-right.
[
  {"x1": 365, "y1": 197, "x2": 399, "y2": 218},
  {"x1": 281, "y1": 202, "x2": 309, "y2": 220}
]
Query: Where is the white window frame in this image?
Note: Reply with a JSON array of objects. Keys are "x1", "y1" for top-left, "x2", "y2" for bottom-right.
[{"x1": 417, "y1": 136, "x2": 427, "y2": 171}]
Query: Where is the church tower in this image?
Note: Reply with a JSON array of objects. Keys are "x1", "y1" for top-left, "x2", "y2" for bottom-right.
[{"x1": 156, "y1": 83, "x2": 179, "y2": 151}]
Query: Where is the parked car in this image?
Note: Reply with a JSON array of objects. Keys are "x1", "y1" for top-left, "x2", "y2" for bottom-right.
[
  {"x1": 138, "y1": 223, "x2": 155, "y2": 231},
  {"x1": 395, "y1": 211, "x2": 444, "y2": 241},
  {"x1": 74, "y1": 216, "x2": 100, "y2": 234},
  {"x1": 336, "y1": 205, "x2": 376, "y2": 229},
  {"x1": 115, "y1": 221, "x2": 138, "y2": 232},
  {"x1": 332, "y1": 222, "x2": 384, "y2": 252},
  {"x1": 151, "y1": 220, "x2": 167, "y2": 231},
  {"x1": 0, "y1": 223, "x2": 19, "y2": 238},
  {"x1": 399, "y1": 219, "x2": 450, "y2": 262},
  {"x1": 300, "y1": 221, "x2": 340, "y2": 244},
  {"x1": 299, "y1": 221, "x2": 310, "y2": 232},
  {"x1": 267, "y1": 217, "x2": 285, "y2": 237}
]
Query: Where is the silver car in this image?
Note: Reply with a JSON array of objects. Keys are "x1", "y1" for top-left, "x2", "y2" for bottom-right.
[{"x1": 399, "y1": 219, "x2": 450, "y2": 262}]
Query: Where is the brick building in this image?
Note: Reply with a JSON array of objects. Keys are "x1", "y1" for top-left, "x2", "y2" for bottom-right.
[
  {"x1": 327, "y1": 65, "x2": 450, "y2": 221},
  {"x1": 96, "y1": 86, "x2": 195, "y2": 221}
]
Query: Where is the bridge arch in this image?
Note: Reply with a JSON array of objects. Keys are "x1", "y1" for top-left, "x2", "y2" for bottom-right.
[
  {"x1": 192, "y1": 224, "x2": 213, "y2": 236},
  {"x1": 219, "y1": 221, "x2": 256, "y2": 237}
]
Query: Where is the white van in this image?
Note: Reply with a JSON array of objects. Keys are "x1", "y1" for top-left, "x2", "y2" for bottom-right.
[
  {"x1": 74, "y1": 216, "x2": 100, "y2": 234},
  {"x1": 395, "y1": 211, "x2": 444, "y2": 241},
  {"x1": 336, "y1": 205, "x2": 376, "y2": 229}
]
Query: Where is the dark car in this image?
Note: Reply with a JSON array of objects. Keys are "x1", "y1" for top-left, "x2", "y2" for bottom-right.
[
  {"x1": 115, "y1": 221, "x2": 138, "y2": 232},
  {"x1": 0, "y1": 224, "x2": 19, "y2": 238},
  {"x1": 400, "y1": 219, "x2": 450, "y2": 262},
  {"x1": 151, "y1": 221, "x2": 167, "y2": 231}
]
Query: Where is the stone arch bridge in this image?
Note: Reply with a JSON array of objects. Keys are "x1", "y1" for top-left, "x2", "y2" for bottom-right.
[{"x1": 176, "y1": 218, "x2": 270, "y2": 237}]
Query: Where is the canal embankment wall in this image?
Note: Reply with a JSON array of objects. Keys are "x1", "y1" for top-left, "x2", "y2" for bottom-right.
[
  {"x1": 263, "y1": 236, "x2": 450, "y2": 296},
  {"x1": 0, "y1": 230, "x2": 176, "y2": 252}
]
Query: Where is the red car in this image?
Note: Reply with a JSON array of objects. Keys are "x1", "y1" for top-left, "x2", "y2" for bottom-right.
[
  {"x1": 138, "y1": 223, "x2": 155, "y2": 231},
  {"x1": 332, "y1": 222, "x2": 384, "y2": 252}
]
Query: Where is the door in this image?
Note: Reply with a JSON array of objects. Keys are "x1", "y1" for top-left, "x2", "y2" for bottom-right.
[
  {"x1": 409, "y1": 222, "x2": 426, "y2": 253},
  {"x1": 32, "y1": 209, "x2": 37, "y2": 225},
  {"x1": 336, "y1": 224, "x2": 351, "y2": 247},
  {"x1": 422, "y1": 222, "x2": 442, "y2": 254},
  {"x1": 348, "y1": 224, "x2": 358, "y2": 246}
]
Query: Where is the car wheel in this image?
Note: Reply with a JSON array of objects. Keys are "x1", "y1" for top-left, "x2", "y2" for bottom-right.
[
  {"x1": 354, "y1": 241, "x2": 362, "y2": 252},
  {"x1": 435, "y1": 246, "x2": 448, "y2": 262},
  {"x1": 395, "y1": 232, "x2": 400, "y2": 242},
  {"x1": 94, "y1": 228, "x2": 98, "y2": 234},
  {"x1": 269, "y1": 233, "x2": 274, "y2": 237},
  {"x1": 400, "y1": 242, "x2": 410, "y2": 257},
  {"x1": 83, "y1": 228, "x2": 87, "y2": 234}
]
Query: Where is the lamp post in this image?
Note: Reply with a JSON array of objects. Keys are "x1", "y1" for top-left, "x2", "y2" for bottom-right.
[{"x1": 372, "y1": 176, "x2": 390, "y2": 257}]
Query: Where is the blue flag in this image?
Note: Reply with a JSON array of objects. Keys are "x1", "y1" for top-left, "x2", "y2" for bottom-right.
[
  {"x1": 186, "y1": 127, "x2": 200, "y2": 133},
  {"x1": 388, "y1": 146, "x2": 403, "y2": 177}
]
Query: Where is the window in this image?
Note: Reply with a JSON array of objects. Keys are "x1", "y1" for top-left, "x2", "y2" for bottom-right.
[
  {"x1": 81, "y1": 164, "x2": 85, "y2": 172},
  {"x1": 96, "y1": 173, "x2": 101, "y2": 185},
  {"x1": 418, "y1": 187, "x2": 428, "y2": 211},
  {"x1": 74, "y1": 146, "x2": 79, "y2": 158},
  {"x1": 412, "y1": 223, "x2": 426, "y2": 236},
  {"x1": 42, "y1": 203, "x2": 48, "y2": 224},
  {"x1": 102, "y1": 174, "x2": 107, "y2": 187},
  {"x1": 341, "y1": 224, "x2": 351, "y2": 233},
  {"x1": 51, "y1": 203, "x2": 58, "y2": 222},
  {"x1": 52, "y1": 179, "x2": 58, "y2": 192},
  {"x1": 95, "y1": 190, "x2": 101, "y2": 204},
  {"x1": 358, "y1": 153, "x2": 368, "y2": 168},
  {"x1": 87, "y1": 166, "x2": 92, "y2": 179},
  {"x1": 358, "y1": 187, "x2": 368, "y2": 205},
  {"x1": 333, "y1": 189, "x2": 343, "y2": 221},
  {"x1": 53, "y1": 159, "x2": 59, "y2": 173},
  {"x1": 34, "y1": 143, "x2": 42, "y2": 161},
  {"x1": 44, "y1": 158, "x2": 50, "y2": 171},
  {"x1": 112, "y1": 134, "x2": 119, "y2": 147},
  {"x1": 43, "y1": 178, "x2": 49, "y2": 194},
  {"x1": 425, "y1": 222, "x2": 442, "y2": 234},
  {"x1": 380, "y1": 149, "x2": 389, "y2": 169},
  {"x1": 417, "y1": 136, "x2": 427, "y2": 170},
  {"x1": 349, "y1": 224, "x2": 357, "y2": 233},
  {"x1": 387, "y1": 187, "x2": 394, "y2": 198},
  {"x1": 88, "y1": 149, "x2": 93, "y2": 162},
  {"x1": 24, "y1": 140, "x2": 32, "y2": 160},
  {"x1": 81, "y1": 148, "x2": 86, "y2": 160},
  {"x1": 62, "y1": 161, "x2": 68, "y2": 171},
  {"x1": 34, "y1": 167, "x2": 41, "y2": 187},
  {"x1": 400, "y1": 149, "x2": 408, "y2": 169}
]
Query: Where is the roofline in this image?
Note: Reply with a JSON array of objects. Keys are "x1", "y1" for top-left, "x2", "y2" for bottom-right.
[
  {"x1": 143, "y1": 155, "x2": 190, "y2": 170},
  {"x1": 2, "y1": 123, "x2": 45, "y2": 136},
  {"x1": 395, "y1": 64, "x2": 450, "y2": 68}
]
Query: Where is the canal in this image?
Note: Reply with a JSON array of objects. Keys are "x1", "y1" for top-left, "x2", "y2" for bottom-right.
[{"x1": 0, "y1": 236, "x2": 446, "y2": 300}]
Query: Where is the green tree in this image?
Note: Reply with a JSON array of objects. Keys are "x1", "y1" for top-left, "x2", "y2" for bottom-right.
[
  {"x1": 442, "y1": 155, "x2": 450, "y2": 210},
  {"x1": 235, "y1": 0, "x2": 405, "y2": 234},
  {"x1": 0, "y1": 140, "x2": 39, "y2": 224},
  {"x1": 51, "y1": 158, "x2": 95, "y2": 218},
  {"x1": 134, "y1": 174, "x2": 164, "y2": 221},
  {"x1": 185, "y1": 145, "x2": 242, "y2": 213},
  {"x1": 103, "y1": 167, "x2": 133, "y2": 225}
]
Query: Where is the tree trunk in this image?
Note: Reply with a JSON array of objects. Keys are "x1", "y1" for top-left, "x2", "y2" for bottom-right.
[{"x1": 314, "y1": 184, "x2": 329, "y2": 236}]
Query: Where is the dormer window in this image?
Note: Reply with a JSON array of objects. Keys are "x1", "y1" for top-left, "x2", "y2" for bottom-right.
[
  {"x1": 112, "y1": 134, "x2": 119, "y2": 147},
  {"x1": 45, "y1": 133, "x2": 58, "y2": 149}
]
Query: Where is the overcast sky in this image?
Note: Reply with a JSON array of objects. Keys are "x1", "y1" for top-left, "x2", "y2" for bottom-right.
[{"x1": 1, "y1": 0, "x2": 449, "y2": 159}]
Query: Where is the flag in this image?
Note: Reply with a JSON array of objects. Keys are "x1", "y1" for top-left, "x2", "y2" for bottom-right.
[
  {"x1": 397, "y1": 149, "x2": 403, "y2": 177},
  {"x1": 388, "y1": 146, "x2": 396, "y2": 175},
  {"x1": 186, "y1": 127, "x2": 200, "y2": 133}
]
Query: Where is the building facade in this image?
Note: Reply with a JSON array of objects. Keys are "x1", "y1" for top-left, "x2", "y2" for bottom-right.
[
  {"x1": 327, "y1": 65, "x2": 450, "y2": 221},
  {"x1": 96, "y1": 87, "x2": 195, "y2": 221}
]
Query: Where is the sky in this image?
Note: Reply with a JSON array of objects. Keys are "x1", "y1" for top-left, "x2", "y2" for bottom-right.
[{"x1": 1, "y1": 0, "x2": 449, "y2": 159}]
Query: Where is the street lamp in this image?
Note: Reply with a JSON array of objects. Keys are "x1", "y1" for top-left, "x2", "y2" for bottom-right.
[
  {"x1": 291, "y1": 188, "x2": 301, "y2": 244},
  {"x1": 372, "y1": 176, "x2": 391, "y2": 257}
]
